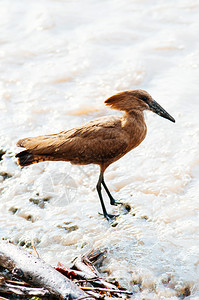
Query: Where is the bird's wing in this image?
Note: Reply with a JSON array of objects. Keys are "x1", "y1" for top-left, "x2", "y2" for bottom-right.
[{"x1": 17, "y1": 116, "x2": 129, "y2": 164}]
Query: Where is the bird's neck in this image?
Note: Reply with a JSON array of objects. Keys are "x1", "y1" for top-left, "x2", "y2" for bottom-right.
[
  {"x1": 121, "y1": 110, "x2": 147, "y2": 144},
  {"x1": 122, "y1": 110, "x2": 146, "y2": 127}
]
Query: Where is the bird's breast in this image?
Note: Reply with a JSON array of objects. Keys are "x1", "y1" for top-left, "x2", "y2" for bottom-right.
[{"x1": 122, "y1": 114, "x2": 147, "y2": 152}]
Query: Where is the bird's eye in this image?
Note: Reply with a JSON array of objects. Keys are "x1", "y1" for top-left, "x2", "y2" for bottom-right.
[{"x1": 142, "y1": 96, "x2": 148, "y2": 102}]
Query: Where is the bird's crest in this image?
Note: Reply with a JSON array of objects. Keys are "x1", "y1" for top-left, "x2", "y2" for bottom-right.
[
  {"x1": 105, "y1": 92, "x2": 125, "y2": 105},
  {"x1": 104, "y1": 91, "x2": 131, "y2": 111}
]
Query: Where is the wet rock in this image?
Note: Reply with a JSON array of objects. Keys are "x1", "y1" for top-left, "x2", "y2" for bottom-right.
[
  {"x1": 18, "y1": 239, "x2": 41, "y2": 248},
  {"x1": 111, "y1": 221, "x2": 118, "y2": 227},
  {"x1": 57, "y1": 222, "x2": 78, "y2": 233},
  {"x1": 182, "y1": 286, "x2": 191, "y2": 297},
  {"x1": 8, "y1": 207, "x2": 18, "y2": 214},
  {"x1": 29, "y1": 196, "x2": 50, "y2": 208},
  {"x1": 120, "y1": 203, "x2": 131, "y2": 214},
  {"x1": 19, "y1": 240, "x2": 29, "y2": 247},
  {"x1": 25, "y1": 214, "x2": 34, "y2": 222},
  {"x1": 80, "y1": 241, "x2": 88, "y2": 248},
  {"x1": 124, "y1": 203, "x2": 131, "y2": 212},
  {"x1": 176, "y1": 285, "x2": 191, "y2": 298},
  {"x1": 0, "y1": 171, "x2": 12, "y2": 180},
  {"x1": 0, "y1": 149, "x2": 6, "y2": 160}
]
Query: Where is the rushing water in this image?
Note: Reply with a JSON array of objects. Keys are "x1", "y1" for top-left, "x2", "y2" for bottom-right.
[{"x1": 0, "y1": 0, "x2": 199, "y2": 298}]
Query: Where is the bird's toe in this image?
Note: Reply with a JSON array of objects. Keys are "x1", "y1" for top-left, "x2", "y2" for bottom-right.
[
  {"x1": 98, "y1": 212, "x2": 119, "y2": 222},
  {"x1": 110, "y1": 199, "x2": 123, "y2": 206}
]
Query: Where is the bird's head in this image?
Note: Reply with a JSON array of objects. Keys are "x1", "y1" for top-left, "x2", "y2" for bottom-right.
[{"x1": 105, "y1": 89, "x2": 175, "y2": 123}]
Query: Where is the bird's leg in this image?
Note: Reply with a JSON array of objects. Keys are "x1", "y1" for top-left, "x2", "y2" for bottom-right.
[
  {"x1": 101, "y1": 174, "x2": 122, "y2": 206},
  {"x1": 96, "y1": 171, "x2": 116, "y2": 221}
]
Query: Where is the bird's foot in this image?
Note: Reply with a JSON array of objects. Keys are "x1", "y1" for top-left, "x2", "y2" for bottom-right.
[
  {"x1": 111, "y1": 199, "x2": 131, "y2": 214},
  {"x1": 110, "y1": 198, "x2": 123, "y2": 206},
  {"x1": 105, "y1": 213, "x2": 119, "y2": 222},
  {"x1": 98, "y1": 212, "x2": 119, "y2": 222}
]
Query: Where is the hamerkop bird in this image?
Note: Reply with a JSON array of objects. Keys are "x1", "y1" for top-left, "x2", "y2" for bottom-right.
[{"x1": 16, "y1": 90, "x2": 175, "y2": 221}]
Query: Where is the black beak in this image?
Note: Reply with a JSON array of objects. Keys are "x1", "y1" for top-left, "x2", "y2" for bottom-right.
[{"x1": 149, "y1": 100, "x2": 175, "y2": 123}]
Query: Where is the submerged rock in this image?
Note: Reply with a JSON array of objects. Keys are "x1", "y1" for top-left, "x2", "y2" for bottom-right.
[{"x1": 57, "y1": 222, "x2": 79, "y2": 233}]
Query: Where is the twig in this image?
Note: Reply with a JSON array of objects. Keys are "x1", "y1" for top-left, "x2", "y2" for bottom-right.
[
  {"x1": 81, "y1": 286, "x2": 133, "y2": 295},
  {"x1": 6, "y1": 279, "x2": 28, "y2": 286},
  {"x1": 31, "y1": 238, "x2": 40, "y2": 258},
  {"x1": 86, "y1": 290, "x2": 105, "y2": 299},
  {"x1": 0, "y1": 282, "x2": 50, "y2": 296},
  {"x1": 77, "y1": 277, "x2": 102, "y2": 283}
]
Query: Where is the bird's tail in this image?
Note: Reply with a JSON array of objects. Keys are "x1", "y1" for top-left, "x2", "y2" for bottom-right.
[{"x1": 15, "y1": 150, "x2": 46, "y2": 167}]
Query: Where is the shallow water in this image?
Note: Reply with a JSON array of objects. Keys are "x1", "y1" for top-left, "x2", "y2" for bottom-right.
[{"x1": 0, "y1": 0, "x2": 199, "y2": 298}]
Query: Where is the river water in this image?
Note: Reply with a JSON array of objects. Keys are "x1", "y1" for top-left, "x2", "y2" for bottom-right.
[{"x1": 0, "y1": 0, "x2": 199, "y2": 299}]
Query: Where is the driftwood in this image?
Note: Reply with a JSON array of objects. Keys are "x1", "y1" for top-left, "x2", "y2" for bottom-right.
[
  {"x1": 0, "y1": 242, "x2": 133, "y2": 299},
  {"x1": 0, "y1": 240, "x2": 88, "y2": 299}
]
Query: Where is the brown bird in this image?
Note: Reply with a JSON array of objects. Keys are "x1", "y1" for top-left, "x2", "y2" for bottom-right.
[{"x1": 16, "y1": 90, "x2": 175, "y2": 221}]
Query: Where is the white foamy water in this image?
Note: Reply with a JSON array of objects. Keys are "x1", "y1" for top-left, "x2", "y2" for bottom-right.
[{"x1": 0, "y1": 0, "x2": 199, "y2": 298}]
